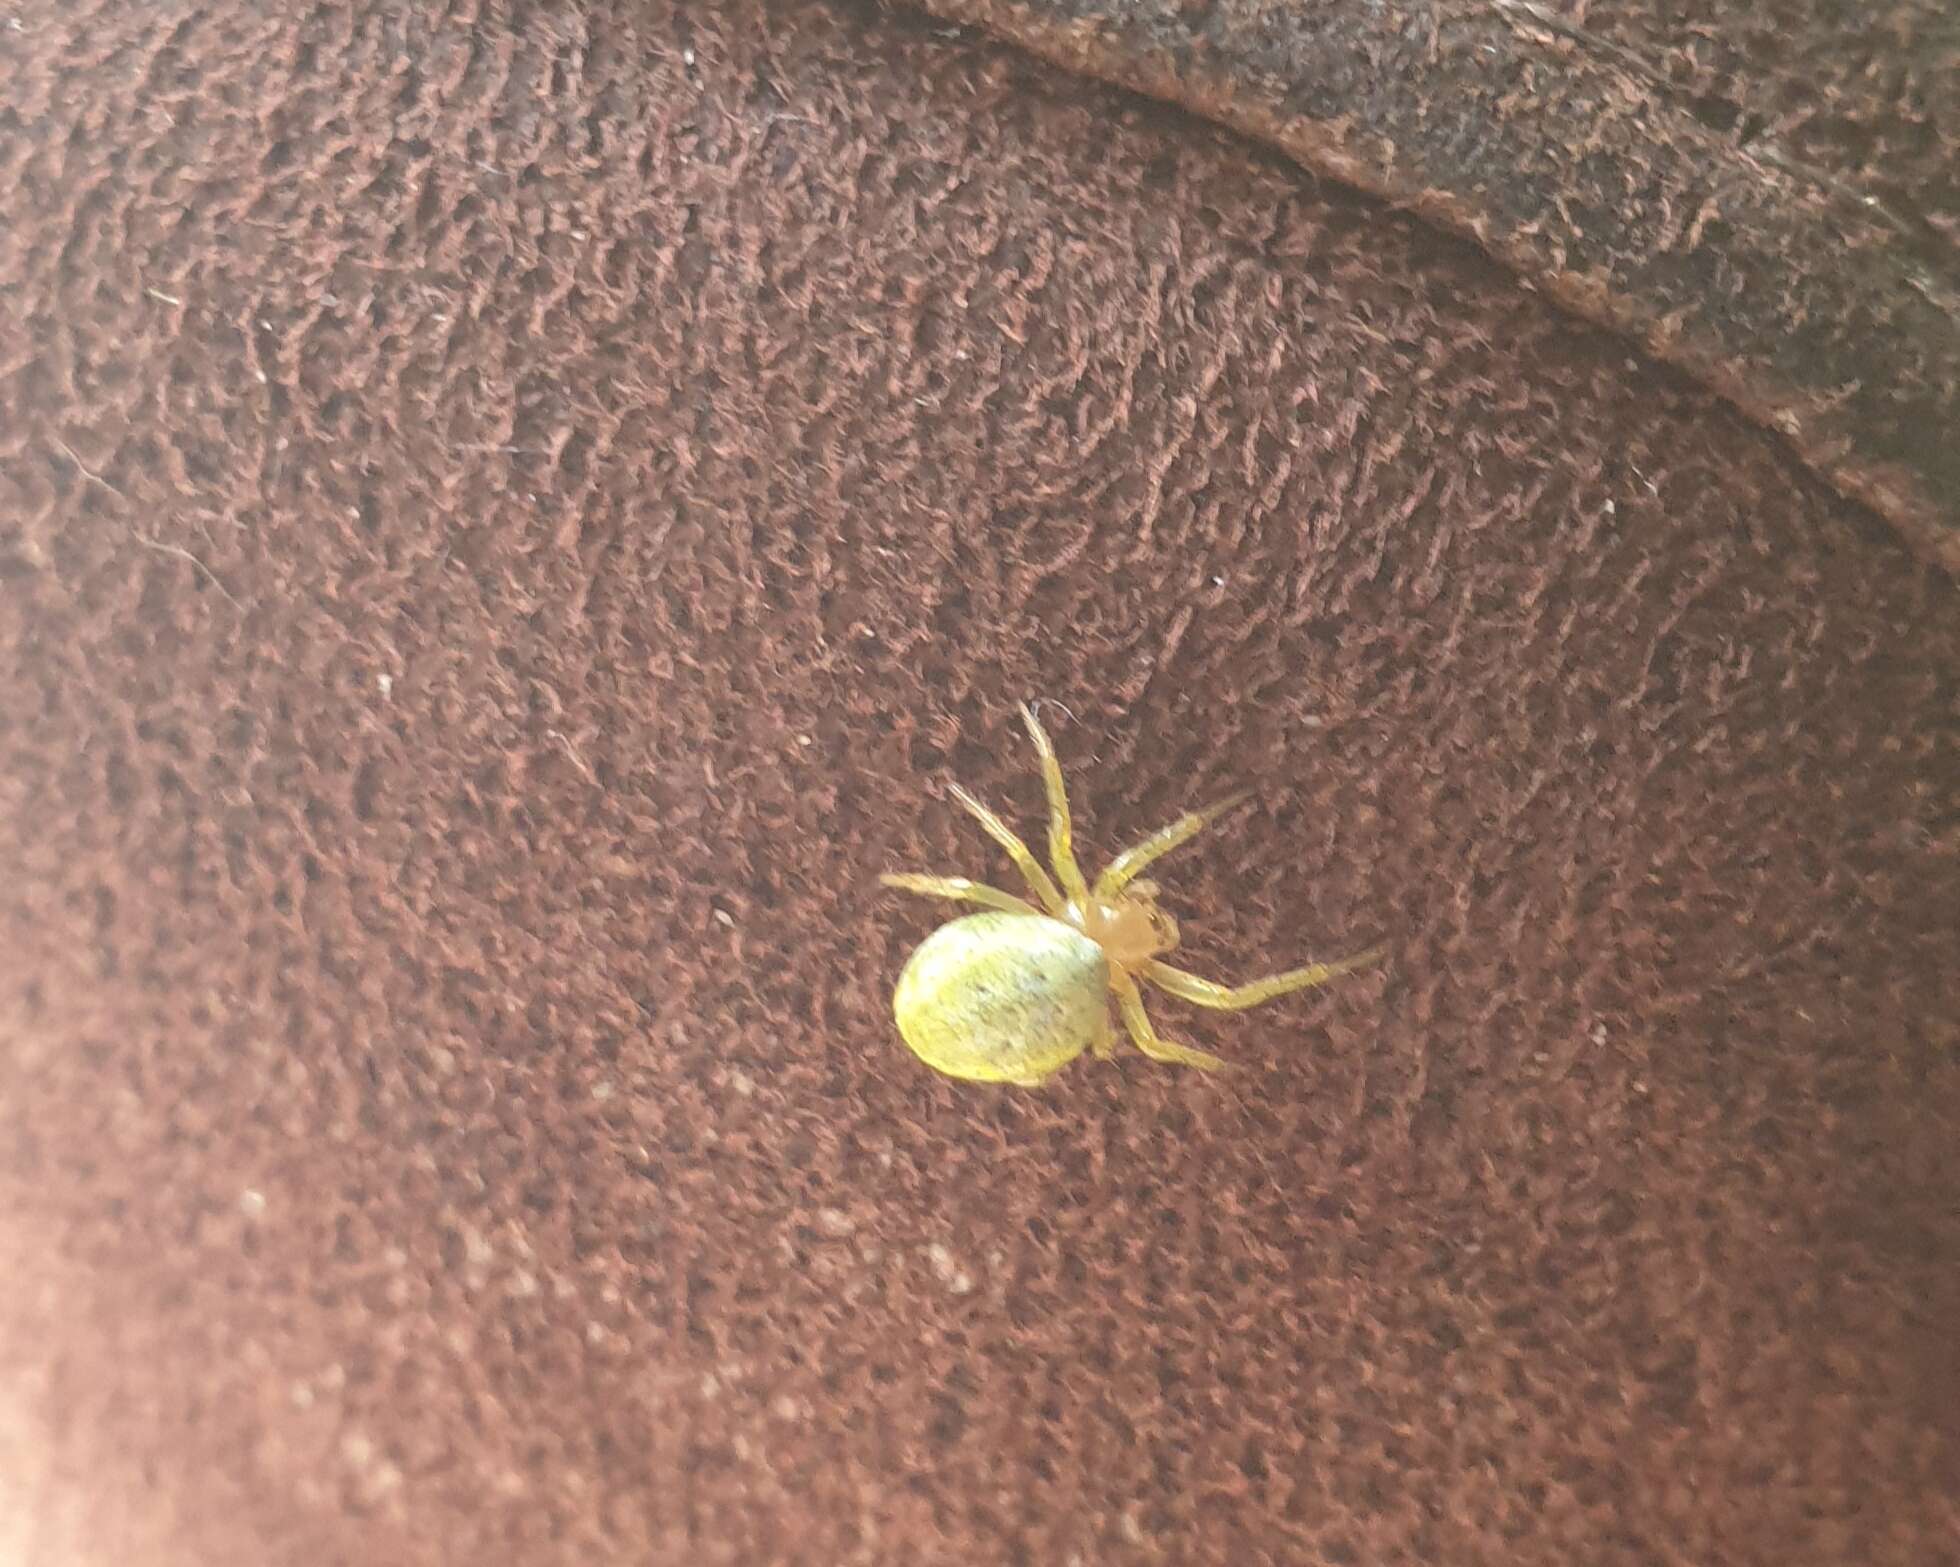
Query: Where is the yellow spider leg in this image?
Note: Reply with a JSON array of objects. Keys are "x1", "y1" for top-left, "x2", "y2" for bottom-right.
[
  {"x1": 878, "y1": 873, "x2": 1042, "y2": 917},
  {"x1": 947, "y1": 783, "x2": 1067, "y2": 915},
  {"x1": 1090, "y1": 999, "x2": 1116, "y2": 1060},
  {"x1": 1146, "y1": 944, "x2": 1388, "y2": 1009},
  {"x1": 1112, "y1": 969, "x2": 1229, "y2": 1072},
  {"x1": 1093, "y1": 791, "x2": 1253, "y2": 900},
  {"x1": 1018, "y1": 702, "x2": 1092, "y2": 909}
]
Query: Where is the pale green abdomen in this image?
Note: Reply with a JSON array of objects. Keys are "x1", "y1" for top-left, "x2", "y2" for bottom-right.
[{"x1": 892, "y1": 912, "x2": 1110, "y2": 1084}]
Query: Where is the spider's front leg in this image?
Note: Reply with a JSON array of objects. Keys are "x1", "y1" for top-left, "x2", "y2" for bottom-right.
[
  {"x1": 1111, "y1": 969, "x2": 1229, "y2": 1072},
  {"x1": 1095, "y1": 791, "x2": 1253, "y2": 900},
  {"x1": 1146, "y1": 945, "x2": 1388, "y2": 1010}
]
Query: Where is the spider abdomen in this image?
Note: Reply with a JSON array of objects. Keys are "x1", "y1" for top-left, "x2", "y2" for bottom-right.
[{"x1": 892, "y1": 912, "x2": 1110, "y2": 1085}]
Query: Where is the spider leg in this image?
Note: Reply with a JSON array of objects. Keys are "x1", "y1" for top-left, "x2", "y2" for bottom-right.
[
  {"x1": 1093, "y1": 791, "x2": 1253, "y2": 899},
  {"x1": 1146, "y1": 945, "x2": 1388, "y2": 1009},
  {"x1": 1018, "y1": 702, "x2": 1092, "y2": 908},
  {"x1": 1111, "y1": 969, "x2": 1229, "y2": 1072},
  {"x1": 948, "y1": 783, "x2": 1067, "y2": 915},
  {"x1": 878, "y1": 873, "x2": 1043, "y2": 917},
  {"x1": 1090, "y1": 999, "x2": 1116, "y2": 1060}
]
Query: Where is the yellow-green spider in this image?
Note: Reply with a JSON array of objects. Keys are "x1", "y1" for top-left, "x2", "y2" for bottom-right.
[{"x1": 880, "y1": 704, "x2": 1385, "y2": 1085}]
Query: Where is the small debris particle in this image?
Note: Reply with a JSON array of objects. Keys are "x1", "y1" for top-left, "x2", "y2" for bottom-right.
[{"x1": 926, "y1": 1242, "x2": 975, "y2": 1295}]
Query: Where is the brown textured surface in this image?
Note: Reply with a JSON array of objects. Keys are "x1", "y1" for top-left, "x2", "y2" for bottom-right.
[
  {"x1": 904, "y1": 0, "x2": 1960, "y2": 570},
  {"x1": 2, "y1": 0, "x2": 1959, "y2": 1564},
  {"x1": 1550, "y1": 0, "x2": 1960, "y2": 255}
]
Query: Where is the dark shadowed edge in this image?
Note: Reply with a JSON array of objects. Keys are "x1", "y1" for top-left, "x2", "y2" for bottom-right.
[{"x1": 882, "y1": 0, "x2": 1960, "y2": 573}]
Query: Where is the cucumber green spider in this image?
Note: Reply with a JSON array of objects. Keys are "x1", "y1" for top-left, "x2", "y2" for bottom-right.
[{"x1": 881, "y1": 704, "x2": 1385, "y2": 1085}]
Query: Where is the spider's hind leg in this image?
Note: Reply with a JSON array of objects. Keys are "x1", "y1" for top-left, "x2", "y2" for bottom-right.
[
  {"x1": 946, "y1": 784, "x2": 1068, "y2": 915},
  {"x1": 879, "y1": 874, "x2": 1042, "y2": 916},
  {"x1": 1017, "y1": 702, "x2": 1092, "y2": 908}
]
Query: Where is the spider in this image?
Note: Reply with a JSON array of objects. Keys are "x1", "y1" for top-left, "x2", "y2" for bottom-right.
[{"x1": 880, "y1": 704, "x2": 1385, "y2": 1085}]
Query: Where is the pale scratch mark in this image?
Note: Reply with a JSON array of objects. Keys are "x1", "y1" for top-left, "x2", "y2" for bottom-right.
[
  {"x1": 53, "y1": 438, "x2": 122, "y2": 497},
  {"x1": 53, "y1": 438, "x2": 240, "y2": 608},
  {"x1": 549, "y1": 729, "x2": 595, "y2": 781}
]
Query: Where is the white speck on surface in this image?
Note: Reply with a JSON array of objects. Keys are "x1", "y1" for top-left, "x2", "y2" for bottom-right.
[
  {"x1": 681, "y1": 46, "x2": 695, "y2": 65},
  {"x1": 729, "y1": 1070, "x2": 756, "y2": 1098},
  {"x1": 1210, "y1": 574, "x2": 1223, "y2": 586},
  {"x1": 713, "y1": 907, "x2": 735, "y2": 927},
  {"x1": 815, "y1": 1207, "x2": 855, "y2": 1236},
  {"x1": 1603, "y1": 500, "x2": 1616, "y2": 516},
  {"x1": 926, "y1": 1242, "x2": 974, "y2": 1295},
  {"x1": 239, "y1": 1189, "x2": 267, "y2": 1218},
  {"x1": 797, "y1": 733, "x2": 813, "y2": 747}
]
